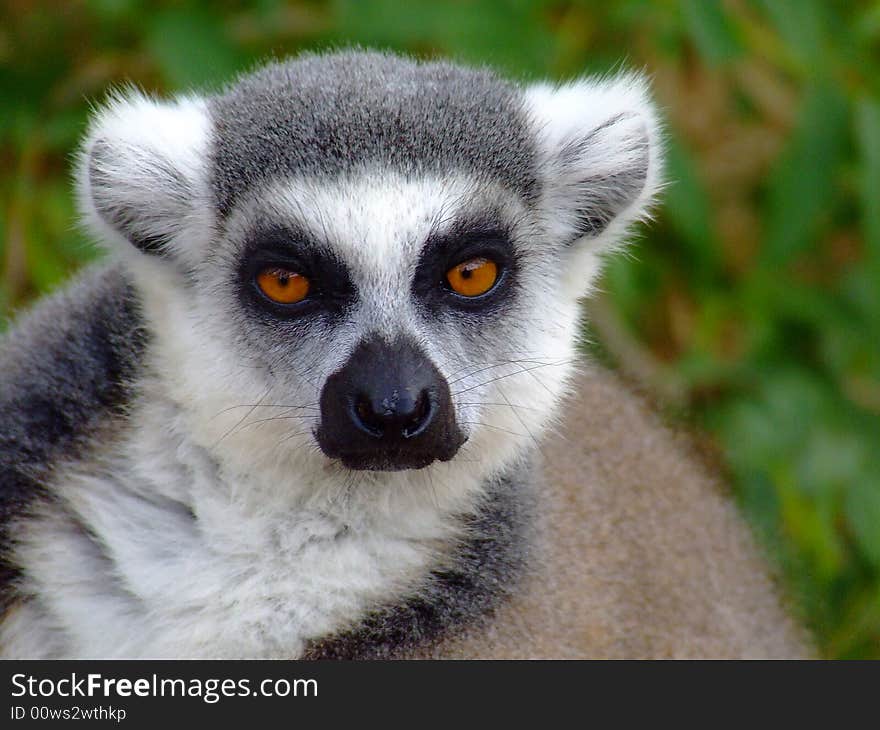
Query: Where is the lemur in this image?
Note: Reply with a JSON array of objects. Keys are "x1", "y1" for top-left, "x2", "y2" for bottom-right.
[{"x1": 0, "y1": 50, "x2": 808, "y2": 658}]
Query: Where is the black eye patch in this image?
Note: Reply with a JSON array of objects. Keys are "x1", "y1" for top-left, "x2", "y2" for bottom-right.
[
  {"x1": 237, "y1": 225, "x2": 355, "y2": 319},
  {"x1": 411, "y1": 215, "x2": 518, "y2": 314}
]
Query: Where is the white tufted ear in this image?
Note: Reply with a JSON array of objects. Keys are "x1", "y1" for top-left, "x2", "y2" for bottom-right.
[
  {"x1": 524, "y1": 73, "x2": 663, "y2": 249},
  {"x1": 75, "y1": 90, "x2": 212, "y2": 265}
]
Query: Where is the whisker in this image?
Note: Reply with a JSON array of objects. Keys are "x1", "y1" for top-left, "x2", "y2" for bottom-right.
[
  {"x1": 497, "y1": 384, "x2": 549, "y2": 461},
  {"x1": 211, "y1": 402, "x2": 319, "y2": 418},
  {"x1": 212, "y1": 389, "x2": 271, "y2": 448},
  {"x1": 457, "y1": 401, "x2": 543, "y2": 412},
  {"x1": 459, "y1": 421, "x2": 526, "y2": 438},
  {"x1": 231, "y1": 414, "x2": 319, "y2": 434},
  {"x1": 451, "y1": 358, "x2": 576, "y2": 398},
  {"x1": 425, "y1": 467, "x2": 440, "y2": 509},
  {"x1": 447, "y1": 356, "x2": 571, "y2": 387}
]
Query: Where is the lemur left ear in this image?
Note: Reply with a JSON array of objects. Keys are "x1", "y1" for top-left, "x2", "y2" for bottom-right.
[
  {"x1": 76, "y1": 90, "x2": 211, "y2": 263},
  {"x1": 524, "y1": 74, "x2": 663, "y2": 246}
]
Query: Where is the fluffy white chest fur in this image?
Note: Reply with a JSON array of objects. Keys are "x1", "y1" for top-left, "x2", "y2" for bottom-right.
[{"x1": 5, "y1": 389, "x2": 488, "y2": 658}]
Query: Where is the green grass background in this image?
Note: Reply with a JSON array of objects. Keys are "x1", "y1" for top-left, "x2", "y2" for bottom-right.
[{"x1": 2, "y1": 0, "x2": 879, "y2": 657}]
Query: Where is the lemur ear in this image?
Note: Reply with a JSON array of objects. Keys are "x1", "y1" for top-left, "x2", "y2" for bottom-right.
[
  {"x1": 76, "y1": 90, "x2": 211, "y2": 261},
  {"x1": 524, "y1": 74, "x2": 663, "y2": 246}
]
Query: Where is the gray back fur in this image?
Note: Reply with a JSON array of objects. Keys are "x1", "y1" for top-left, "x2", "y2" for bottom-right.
[{"x1": 0, "y1": 266, "x2": 146, "y2": 609}]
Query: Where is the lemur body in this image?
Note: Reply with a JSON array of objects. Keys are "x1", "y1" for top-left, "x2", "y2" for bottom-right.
[{"x1": 0, "y1": 51, "x2": 808, "y2": 657}]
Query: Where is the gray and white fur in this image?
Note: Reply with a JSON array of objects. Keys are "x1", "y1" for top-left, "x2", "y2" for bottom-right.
[{"x1": 0, "y1": 50, "x2": 805, "y2": 658}]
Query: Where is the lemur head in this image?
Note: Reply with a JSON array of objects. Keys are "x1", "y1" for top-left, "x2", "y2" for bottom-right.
[{"x1": 76, "y1": 51, "x2": 661, "y2": 508}]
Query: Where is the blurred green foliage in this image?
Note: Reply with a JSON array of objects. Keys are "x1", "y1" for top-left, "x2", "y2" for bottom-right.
[{"x1": 1, "y1": 0, "x2": 879, "y2": 657}]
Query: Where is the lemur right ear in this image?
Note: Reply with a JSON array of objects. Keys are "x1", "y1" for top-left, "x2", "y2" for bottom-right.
[
  {"x1": 524, "y1": 74, "x2": 663, "y2": 248},
  {"x1": 76, "y1": 91, "x2": 211, "y2": 261}
]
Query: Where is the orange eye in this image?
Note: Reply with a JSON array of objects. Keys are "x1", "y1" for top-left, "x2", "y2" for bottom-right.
[
  {"x1": 446, "y1": 257, "x2": 499, "y2": 297},
  {"x1": 256, "y1": 267, "x2": 310, "y2": 304}
]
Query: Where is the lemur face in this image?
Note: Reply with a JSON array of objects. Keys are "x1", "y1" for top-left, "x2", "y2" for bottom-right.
[
  {"x1": 77, "y1": 51, "x2": 660, "y2": 482},
  {"x1": 217, "y1": 171, "x2": 557, "y2": 472}
]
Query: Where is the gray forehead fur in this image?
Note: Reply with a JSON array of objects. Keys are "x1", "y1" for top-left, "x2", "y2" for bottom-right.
[{"x1": 209, "y1": 50, "x2": 540, "y2": 217}]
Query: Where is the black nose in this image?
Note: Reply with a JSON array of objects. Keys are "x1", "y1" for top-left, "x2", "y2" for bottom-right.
[
  {"x1": 316, "y1": 337, "x2": 464, "y2": 471},
  {"x1": 351, "y1": 388, "x2": 436, "y2": 439}
]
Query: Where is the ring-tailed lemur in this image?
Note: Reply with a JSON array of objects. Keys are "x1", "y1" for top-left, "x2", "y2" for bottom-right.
[{"x1": 0, "y1": 50, "x2": 808, "y2": 658}]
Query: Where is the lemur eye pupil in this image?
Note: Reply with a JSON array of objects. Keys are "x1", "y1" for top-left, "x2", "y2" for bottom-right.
[
  {"x1": 256, "y1": 267, "x2": 310, "y2": 304},
  {"x1": 446, "y1": 257, "x2": 498, "y2": 298}
]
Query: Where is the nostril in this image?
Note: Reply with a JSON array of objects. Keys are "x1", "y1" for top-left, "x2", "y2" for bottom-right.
[
  {"x1": 351, "y1": 393, "x2": 384, "y2": 437},
  {"x1": 402, "y1": 389, "x2": 434, "y2": 438}
]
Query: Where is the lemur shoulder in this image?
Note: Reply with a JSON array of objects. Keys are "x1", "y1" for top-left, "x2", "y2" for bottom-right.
[{"x1": 0, "y1": 50, "x2": 809, "y2": 658}]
